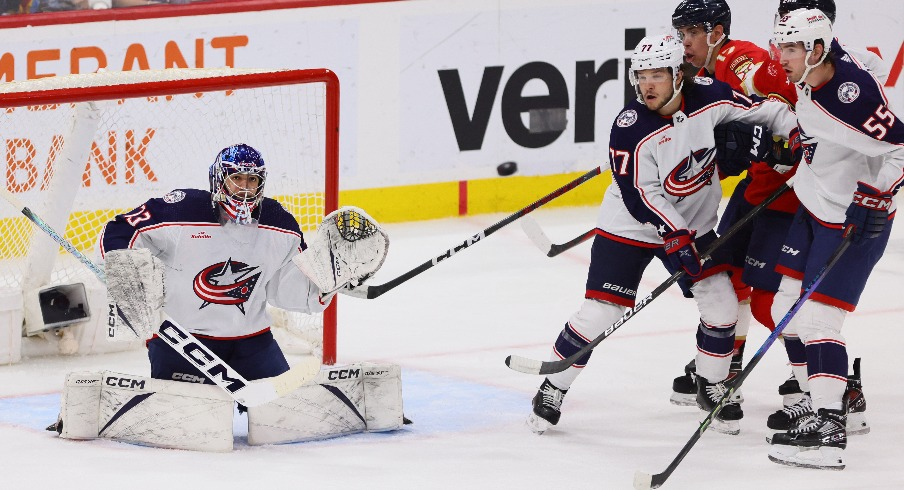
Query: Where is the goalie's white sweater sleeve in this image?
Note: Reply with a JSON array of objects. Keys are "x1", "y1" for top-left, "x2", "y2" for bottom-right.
[
  {"x1": 793, "y1": 57, "x2": 904, "y2": 224},
  {"x1": 266, "y1": 256, "x2": 328, "y2": 314}
]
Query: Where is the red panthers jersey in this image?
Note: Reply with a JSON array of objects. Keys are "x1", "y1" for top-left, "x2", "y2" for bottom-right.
[{"x1": 699, "y1": 39, "x2": 800, "y2": 214}]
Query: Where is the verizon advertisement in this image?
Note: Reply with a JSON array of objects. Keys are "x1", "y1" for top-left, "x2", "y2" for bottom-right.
[{"x1": 0, "y1": 0, "x2": 901, "y2": 189}]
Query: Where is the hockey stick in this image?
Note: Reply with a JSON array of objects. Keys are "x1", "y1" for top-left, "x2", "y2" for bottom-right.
[
  {"x1": 0, "y1": 187, "x2": 319, "y2": 408},
  {"x1": 505, "y1": 181, "x2": 792, "y2": 375},
  {"x1": 520, "y1": 216, "x2": 595, "y2": 257},
  {"x1": 342, "y1": 167, "x2": 603, "y2": 299},
  {"x1": 634, "y1": 230, "x2": 853, "y2": 489}
]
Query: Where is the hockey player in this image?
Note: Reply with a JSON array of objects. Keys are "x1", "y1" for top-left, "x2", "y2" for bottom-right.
[
  {"x1": 764, "y1": 0, "x2": 887, "y2": 438},
  {"x1": 767, "y1": 9, "x2": 903, "y2": 470},
  {"x1": 669, "y1": 0, "x2": 801, "y2": 411},
  {"x1": 773, "y1": 0, "x2": 889, "y2": 83},
  {"x1": 100, "y1": 143, "x2": 388, "y2": 385},
  {"x1": 527, "y1": 34, "x2": 799, "y2": 436},
  {"x1": 50, "y1": 143, "x2": 401, "y2": 450}
]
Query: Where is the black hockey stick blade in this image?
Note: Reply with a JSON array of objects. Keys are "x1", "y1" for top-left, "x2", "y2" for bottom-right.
[
  {"x1": 505, "y1": 181, "x2": 792, "y2": 376},
  {"x1": 342, "y1": 167, "x2": 603, "y2": 300},
  {"x1": 521, "y1": 216, "x2": 594, "y2": 257},
  {"x1": 635, "y1": 232, "x2": 851, "y2": 489}
]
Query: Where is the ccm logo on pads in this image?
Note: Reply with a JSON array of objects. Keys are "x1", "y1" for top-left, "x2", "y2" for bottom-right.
[{"x1": 105, "y1": 376, "x2": 146, "y2": 390}]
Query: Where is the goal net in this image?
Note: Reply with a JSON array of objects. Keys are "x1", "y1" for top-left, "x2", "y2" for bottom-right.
[{"x1": 0, "y1": 68, "x2": 338, "y2": 364}]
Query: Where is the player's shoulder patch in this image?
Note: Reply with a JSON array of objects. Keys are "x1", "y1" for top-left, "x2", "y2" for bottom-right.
[
  {"x1": 162, "y1": 190, "x2": 186, "y2": 204},
  {"x1": 837, "y1": 81, "x2": 860, "y2": 103},
  {"x1": 616, "y1": 109, "x2": 638, "y2": 128},
  {"x1": 693, "y1": 76, "x2": 713, "y2": 86},
  {"x1": 728, "y1": 54, "x2": 752, "y2": 72}
]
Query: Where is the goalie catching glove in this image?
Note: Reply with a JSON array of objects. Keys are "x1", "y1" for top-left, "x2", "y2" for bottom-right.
[
  {"x1": 293, "y1": 206, "x2": 389, "y2": 296},
  {"x1": 105, "y1": 248, "x2": 165, "y2": 340}
]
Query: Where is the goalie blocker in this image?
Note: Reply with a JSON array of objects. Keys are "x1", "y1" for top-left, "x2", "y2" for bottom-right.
[{"x1": 54, "y1": 362, "x2": 404, "y2": 451}]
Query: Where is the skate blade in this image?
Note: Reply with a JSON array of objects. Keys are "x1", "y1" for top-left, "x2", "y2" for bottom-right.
[
  {"x1": 669, "y1": 392, "x2": 697, "y2": 406},
  {"x1": 526, "y1": 413, "x2": 551, "y2": 435},
  {"x1": 768, "y1": 446, "x2": 845, "y2": 470},
  {"x1": 846, "y1": 412, "x2": 870, "y2": 436}
]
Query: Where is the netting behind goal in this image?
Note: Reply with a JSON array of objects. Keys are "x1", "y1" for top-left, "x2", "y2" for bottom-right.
[{"x1": 0, "y1": 68, "x2": 339, "y2": 364}]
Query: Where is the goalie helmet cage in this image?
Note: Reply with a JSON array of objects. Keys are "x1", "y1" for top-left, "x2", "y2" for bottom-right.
[{"x1": 0, "y1": 67, "x2": 339, "y2": 364}]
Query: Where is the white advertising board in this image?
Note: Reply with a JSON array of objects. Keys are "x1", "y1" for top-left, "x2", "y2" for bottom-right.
[{"x1": 0, "y1": 0, "x2": 901, "y2": 190}]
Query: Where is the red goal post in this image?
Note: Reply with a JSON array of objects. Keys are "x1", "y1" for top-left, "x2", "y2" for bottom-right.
[{"x1": 0, "y1": 67, "x2": 339, "y2": 364}]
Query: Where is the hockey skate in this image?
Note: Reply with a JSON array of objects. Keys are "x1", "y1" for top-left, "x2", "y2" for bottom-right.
[
  {"x1": 526, "y1": 378, "x2": 567, "y2": 435},
  {"x1": 766, "y1": 392, "x2": 813, "y2": 443},
  {"x1": 778, "y1": 372, "x2": 804, "y2": 407},
  {"x1": 696, "y1": 376, "x2": 743, "y2": 435},
  {"x1": 672, "y1": 355, "x2": 742, "y2": 407},
  {"x1": 670, "y1": 359, "x2": 697, "y2": 406},
  {"x1": 845, "y1": 358, "x2": 869, "y2": 436},
  {"x1": 725, "y1": 346, "x2": 744, "y2": 404},
  {"x1": 768, "y1": 408, "x2": 846, "y2": 470}
]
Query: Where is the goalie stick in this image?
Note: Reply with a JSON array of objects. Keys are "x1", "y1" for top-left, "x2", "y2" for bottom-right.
[
  {"x1": 520, "y1": 216, "x2": 595, "y2": 257},
  {"x1": 505, "y1": 181, "x2": 792, "y2": 375},
  {"x1": 341, "y1": 166, "x2": 603, "y2": 299},
  {"x1": 0, "y1": 186, "x2": 319, "y2": 408},
  {"x1": 633, "y1": 230, "x2": 853, "y2": 489}
]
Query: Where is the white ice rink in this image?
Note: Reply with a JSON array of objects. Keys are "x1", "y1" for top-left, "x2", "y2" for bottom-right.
[{"x1": 1, "y1": 205, "x2": 902, "y2": 489}]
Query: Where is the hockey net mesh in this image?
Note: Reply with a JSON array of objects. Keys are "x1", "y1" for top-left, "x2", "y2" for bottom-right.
[{"x1": 0, "y1": 68, "x2": 337, "y2": 361}]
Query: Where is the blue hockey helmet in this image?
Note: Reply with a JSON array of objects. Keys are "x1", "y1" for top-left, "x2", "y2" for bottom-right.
[
  {"x1": 209, "y1": 143, "x2": 267, "y2": 224},
  {"x1": 672, "y1": 0, "x2": 732, "y2": 34}
]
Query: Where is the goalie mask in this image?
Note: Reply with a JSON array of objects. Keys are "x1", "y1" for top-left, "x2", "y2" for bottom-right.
[
  {"x1": 209, "y1": 143, "x2": 267, "y2": 225},
  {"x1": 629, "y1": 34, "x2": 684, "y2": 106}
]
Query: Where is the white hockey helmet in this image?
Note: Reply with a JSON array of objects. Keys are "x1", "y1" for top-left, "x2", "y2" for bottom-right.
[
  {"x1": 773, "y1": 8, "x2": 833, "y2": 52},
  {"x1": 773, "y1": 8, "x2": 832, "y2": 82},
  {"x1": 629, "y1": 34, "x2": 684, "y2": 104}
]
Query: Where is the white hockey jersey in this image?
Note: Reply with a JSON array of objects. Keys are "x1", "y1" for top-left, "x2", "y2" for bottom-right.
[
  {"x1": 99, "y1": 189, "x2": 327, "y2": 338},
  {"x1": 793, "y1": 55, "x2": 904, "y2": 224},
  {"x1": 598, "y1": 77, "x2": 798, "y2": 244}
]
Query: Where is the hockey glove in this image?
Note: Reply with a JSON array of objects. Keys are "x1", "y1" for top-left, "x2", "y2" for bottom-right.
[
  {"x1": 663, "y1": 229, "x2": 703, "y2": 277},
  {"x1": 844, "y1": 182, "x2": 893, "y2": 244},
  {"x1": 293, "y1": 206, "x2": 389, "y2": 295},
  {"x1": 713, "y1": 121, "x2": 772, "y2": 176}
]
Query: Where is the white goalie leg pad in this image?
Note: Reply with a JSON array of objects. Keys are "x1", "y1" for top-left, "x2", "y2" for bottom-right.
[
  {"x1": 247, "y1": 362, "x2": 403, "y2": 445},
  {"x1": 59, "y1": 371, "x2": 233, "y2": 452},
  {"x1": 292, "y1": 206, "x2": 389, "y2": 295},
  {"x1": 104, "y1": 248, "x2": 165, "y2": 341},
  {"x1": 361, "y1": 362, "x2": 404, "y2": 431}
]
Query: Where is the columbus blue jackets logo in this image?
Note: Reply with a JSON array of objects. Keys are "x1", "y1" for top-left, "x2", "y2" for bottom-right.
[
  {"x1": 193, "y1": 258, "x2": 261, "y2": 314},
  {"x1": 664, "y1": 147, "x2": 717, "y2": 199},
  {"x1": 837, "y1": 82, "x2": 860, "y2": 103},
  {"x1": 616, "y1": 110, "x2": 638, "y2": 128}
]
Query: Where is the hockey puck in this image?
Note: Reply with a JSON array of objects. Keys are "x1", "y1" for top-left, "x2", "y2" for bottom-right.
[{"x1": 497, "y1": 161, "x2": 518, "y2": 176}]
